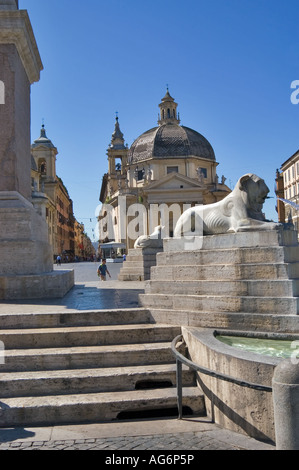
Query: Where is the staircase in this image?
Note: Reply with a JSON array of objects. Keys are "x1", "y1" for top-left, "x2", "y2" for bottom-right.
[
  {"x1": 118, "y1": 247, "x2": 162, "y2": 281},
  {"x1": 139, "y1": 230, "x2": 299, "y2": 333},
  {"x1": 0, "y1": 308, "x2": 205, "y2": 427}
]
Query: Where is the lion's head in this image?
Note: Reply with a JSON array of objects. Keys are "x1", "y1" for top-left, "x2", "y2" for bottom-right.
[{"x1": 238, "y1": 174, "x2": 269, "y2": 220}]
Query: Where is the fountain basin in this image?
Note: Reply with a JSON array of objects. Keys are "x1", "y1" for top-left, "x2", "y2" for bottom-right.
[
  {"x1": 217, "y1": 333, "x2": 299, "y2": 360},
  {"x1": 182, "y1": 327, "x2": 299, "y2": 443}
]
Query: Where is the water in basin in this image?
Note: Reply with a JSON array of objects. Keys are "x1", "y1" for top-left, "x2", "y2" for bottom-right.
[{"x1": 217, "y1": 335, "x2": 298, "y2": 359}]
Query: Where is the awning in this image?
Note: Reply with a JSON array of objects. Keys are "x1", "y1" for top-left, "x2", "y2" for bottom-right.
[{"x1": 99, "y1": 242, "x2": 126, "y2": 249}]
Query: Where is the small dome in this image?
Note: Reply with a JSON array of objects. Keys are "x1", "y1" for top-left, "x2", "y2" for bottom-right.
[
  {"x1": 110, "y1": 116, "x2": 126, "y2": 150},
  {"x1": 32, "y1": 125, "x2": 55, "y2": 149},
  {"x1": 128, "y1": 123, "x2": 215, "y2": 164}
]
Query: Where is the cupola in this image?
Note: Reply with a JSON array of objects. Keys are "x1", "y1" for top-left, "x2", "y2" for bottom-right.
[{"x1": 158, "y1": 88, "x2": 180, "y2": 125}]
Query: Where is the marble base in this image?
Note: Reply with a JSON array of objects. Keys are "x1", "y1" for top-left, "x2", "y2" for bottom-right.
[
  {"x1": 0, "y1": 192, "x2": 74, "y2": 299},
  {"x1": 0, "y1": 270, "x2": 74, "y2": 300}
]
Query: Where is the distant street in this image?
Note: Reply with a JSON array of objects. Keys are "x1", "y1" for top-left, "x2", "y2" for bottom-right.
[
  {"x1": 54, "y1": 261, "x2": 123, "y2": 283},
  {"x1": 0, "y1": 261, "x2": 144, "y2": 313}
]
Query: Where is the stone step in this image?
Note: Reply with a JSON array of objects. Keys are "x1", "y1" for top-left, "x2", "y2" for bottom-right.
[
  {"x1": 148, "y1": 308, "x2": 299, "y2": 333},
  {"x1": 126, "y1": 252, "x2": 144, "y2": 261},
  {"x1": 119, "y1": 265, "x2": 147, "y2": 273},
  {"x1": 118, "y1": 273, "x2": 145, "y2": 281},
  {"x1": 125, "y1": 255, "x2": 157, "y2": 262},
  {"x1": 119, "y1": 247, "x2": 163, "y2": 281},
  {"x1": 151, "y1": 263, "x2": 299, "y2": 281},
  {"x1": 118, "y1": 260, "x2": 147, "y2": 281},
  {"x1": 146, "y1": 279, "x2": 299, "y2": 297},
  {"x1": 1, "y1": 342, "x2": 175, "y2": 372},
  {"x1": 0, "y1": 364, "x2": 195, "y2": 398},
  {"x1": 122, "y1": 250, "x2": 143, "y2": 260},
  {"x1": 0, "y1": 304, "x2": 201, "y2": 427},
  {"x1": 156, "y1": 246, "x2": 299, "y2": 267},
  {"x1": 139, "y1": 293, "x2": 299, "y2": 315},
  {"x1": 121, "y1": 260, "x2": 146, "y2": 268},
  {"x1": 164, "y1": 230, "x2": 298, "y2": 251},
  {"x1": 0, "y1": 324, "x2": 181, "y2": 350},
  {"x1": 0, "y1": 386, "x2": 205, "y2": 427},
  {"x1": 0, "y1": 308, "x2": 151, "y2": 330},
  {"x1": 128, "y1": 248, "x2": 162, "y2": 258}
]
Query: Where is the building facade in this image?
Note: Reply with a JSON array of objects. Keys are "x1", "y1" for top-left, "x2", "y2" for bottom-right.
[
  {"x1": 31, "y1": 125, "x2": 94, "y2": 261},
  {"x1": 99, "y1": 89, "x2": 231, "y2": 252},
  {"x1": 74, "y1": 220, "x2": 95, "y2": 261},
  {"x1": 276, "y1": 149, "x2": 299, "y2": 230},
  {"x1": 31, "y1": 125, "x2": 57, "y2": 249},
  {"x1": 56, "y1": 177, "x2": 75, "y2": 261}
]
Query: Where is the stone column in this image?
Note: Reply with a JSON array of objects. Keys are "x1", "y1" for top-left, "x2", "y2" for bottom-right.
[
  {"x1": 0, "y1": 1, "x2": 74, "y2": 299},
  {"x1": 272, "y1": 359, "x2": 299, "y2": 450},
  {"x1": 0, "y1": 1, "x2": 42, "y2": 199}
]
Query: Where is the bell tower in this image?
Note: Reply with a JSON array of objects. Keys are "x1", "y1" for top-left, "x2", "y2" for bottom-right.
[
  {"x1": 107, "y1": 115, "x2": 128, "y2": 195},
  {"x1": 32, "y1": 124, "x2": 58, "y2": 183}
]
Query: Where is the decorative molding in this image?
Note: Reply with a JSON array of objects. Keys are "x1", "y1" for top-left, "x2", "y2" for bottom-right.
[
  {"x1": 0, "y1": 0, "x2": 18, "y2": 10},
  {"x1": 0, "y1": 10, "x2": 43, "y2": 84}
]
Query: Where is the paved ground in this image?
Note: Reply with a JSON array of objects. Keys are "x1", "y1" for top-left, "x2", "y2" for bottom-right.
[
  {"x1": 0, "y1": 261, "x2": 143, "y2": 314},
  {"x1": 0, "y1": 262, "x2": 275, "y2": 452},
  {"x1": 0, "y1": 417, "x2": 274, "y2": 451}
]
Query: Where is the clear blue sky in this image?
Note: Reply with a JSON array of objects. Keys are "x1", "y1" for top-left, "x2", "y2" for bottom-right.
[{"x1": 22, "y1": 0, "x2": 299, "y2": 241}]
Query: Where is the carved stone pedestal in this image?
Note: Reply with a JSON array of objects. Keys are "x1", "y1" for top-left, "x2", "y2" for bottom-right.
[{"x1": 140, "y1": 228, "x2": 299, "y2": 332}]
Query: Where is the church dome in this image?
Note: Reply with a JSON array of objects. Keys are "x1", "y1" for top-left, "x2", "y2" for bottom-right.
[
  {"x1": 128, "y1": 89, "x2": 215, "y2": 164},
  {"x1": 128, "y1": 123, "x2": 215, "y2": 164}
]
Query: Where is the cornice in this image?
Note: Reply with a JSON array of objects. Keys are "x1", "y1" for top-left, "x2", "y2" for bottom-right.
[
  {"x1": 281, "y1": 150, "x2": 299, "y2": 171},
  {"x1": 0, "y1": 9, "x2": 43, "y2": 83}
]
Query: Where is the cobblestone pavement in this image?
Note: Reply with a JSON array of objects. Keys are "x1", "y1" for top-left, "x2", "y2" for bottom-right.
[
  {"x1": 0, "y1": 418, "x2": 275, "y2": 451},
  {"x1": 0, "y1": 429, "x2": 274, "y2": 451}
]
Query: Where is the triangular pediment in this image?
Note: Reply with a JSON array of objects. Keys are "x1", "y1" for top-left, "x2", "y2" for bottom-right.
[{"x1": 146, "y1": 172, "x2": 204, "y2": 191}]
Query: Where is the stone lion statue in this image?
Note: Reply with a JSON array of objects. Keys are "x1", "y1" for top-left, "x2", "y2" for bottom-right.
[
  {"x1": 174, "y1": 173, "x2": 281, "y2": 237},
  {"x1": 134, "y1": 225, "x2": 164, "y2": 249}
]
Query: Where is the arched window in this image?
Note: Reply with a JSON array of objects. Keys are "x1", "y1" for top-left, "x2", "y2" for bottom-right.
[
  {"x1": 0, "y1": 81, "x2": 4, "y2": 105},
  {"x1": 39, "y1": 160, "x2": 47, "y2": 175}
]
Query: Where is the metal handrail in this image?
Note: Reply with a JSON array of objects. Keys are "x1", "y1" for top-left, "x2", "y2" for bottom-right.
[{"x1": 171, "y1": 334, "x2": 272, "y2": 419}]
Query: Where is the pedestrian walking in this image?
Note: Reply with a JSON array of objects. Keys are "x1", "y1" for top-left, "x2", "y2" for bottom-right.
[{"x1": 97, "y1": 259, "x2": 111, "y2": 281}]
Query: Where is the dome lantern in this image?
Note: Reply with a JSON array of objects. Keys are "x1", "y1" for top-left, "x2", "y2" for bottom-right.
[
  {"x1": 158, "y1": 87, "x2": 180, "y2": 126},
  {"x1": 128, "y1": 89, "x2": 216, "y2": 165}
]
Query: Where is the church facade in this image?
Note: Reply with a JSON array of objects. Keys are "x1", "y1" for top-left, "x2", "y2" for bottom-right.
[{"x1": 99, "y1": 89, "x2": 231, "y2": 253}]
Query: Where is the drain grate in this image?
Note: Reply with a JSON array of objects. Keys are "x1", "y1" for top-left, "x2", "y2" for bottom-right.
[
  {"x1": 116, "y1": 407, "x2": 193, "y2": 420},
  {"x1": 135, "y1": 380, "x2": 173, "y2": 390}
]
